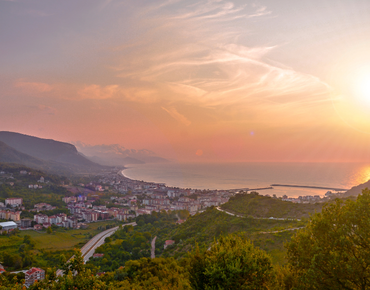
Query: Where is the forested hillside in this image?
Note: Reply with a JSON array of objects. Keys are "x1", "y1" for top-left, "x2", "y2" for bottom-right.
[{"x1": 87, "y1": 207, "x2": 304, "y2": 271}]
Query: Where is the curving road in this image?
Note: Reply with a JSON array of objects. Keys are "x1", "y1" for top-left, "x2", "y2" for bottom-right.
[
  {"x1": 82, "y1": 222, "x2": 137, "y2": 262},
  {"x1": 56, "y1": 222, "x2": 136, "y2": 276}
]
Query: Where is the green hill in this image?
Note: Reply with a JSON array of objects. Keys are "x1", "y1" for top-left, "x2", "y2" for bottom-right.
[{"x1": 221, "y1": 193, "x2": 323, "y2": 219}]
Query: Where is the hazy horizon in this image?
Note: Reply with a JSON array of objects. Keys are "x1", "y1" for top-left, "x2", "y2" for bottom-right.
[{"x1": 1, "y1": 0, "x2": 370, "y2": 163}]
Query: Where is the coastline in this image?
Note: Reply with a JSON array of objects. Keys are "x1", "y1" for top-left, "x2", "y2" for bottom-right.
[{"x1": 115, "y1": 162, "x2": 362, "y2": 197}]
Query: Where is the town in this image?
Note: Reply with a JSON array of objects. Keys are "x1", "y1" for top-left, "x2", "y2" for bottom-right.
[{"x1": 0, "y1": 169, "x2": 344, "y2": 232}]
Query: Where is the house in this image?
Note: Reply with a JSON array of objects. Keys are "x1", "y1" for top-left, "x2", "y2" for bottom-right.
[
  {"x1": 164, "y1": 240, "x2": 175, "y2": 249},
  {"x1": 33, "y1": 224, "x2": 43, "y2": 231},
  {"x1": 25, "y1": 267, "x2": 45, "y2": 288}
]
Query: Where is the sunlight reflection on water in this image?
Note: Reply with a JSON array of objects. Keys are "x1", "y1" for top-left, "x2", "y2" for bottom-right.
[{"x1": 123, "y1": 162, "x2": 370, "y2": 198}]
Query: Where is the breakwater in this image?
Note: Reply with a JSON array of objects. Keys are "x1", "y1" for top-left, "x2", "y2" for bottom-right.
[{"x1": 271, "y1": 184, "x2": 348, "y2": 191}]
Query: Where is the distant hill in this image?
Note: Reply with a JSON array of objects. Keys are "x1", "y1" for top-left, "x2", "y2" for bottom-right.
[
  {"x1": 0, "y1": 140, "x2": 46, "y2": 167},
  {"x1": 0, "y1": 131, "x2": 109, "y2": 174},
  {"x1": 74, "y1": 143, "x2": 169, "y2": 166},
  {"x1": 86, "y1": 155, "x2": 145, "y2": 166},
  {"x1": 343, "y1": 179, "x2": 370, "y2": 197}
]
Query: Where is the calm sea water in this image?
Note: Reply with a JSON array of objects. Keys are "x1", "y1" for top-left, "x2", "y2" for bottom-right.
[{"x1": 122, "y1": 162, "x2": 370, "y2": 197}]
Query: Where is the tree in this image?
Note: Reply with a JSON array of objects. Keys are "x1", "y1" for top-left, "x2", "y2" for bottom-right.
[
  {"x1": 47, "y1": 227, "x2": 53, "y2": 234},
  {"x1": 188, "y1": 234, "x2": 273, "y2": 290},
  {"x1": 32, "y1": 250, "x2": 107, "y2": 290},
  {"x1": 178, "y1": 210, "x2": 190, "y2": 220},
  {"x1": 286, "y1": 189, "x2": 370, "y2": 290},
  {"x1": 117, "y1": 257, "x2": 191, "y2": 290}
]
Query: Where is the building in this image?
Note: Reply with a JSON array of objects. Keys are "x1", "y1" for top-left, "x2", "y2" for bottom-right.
[
  {"x1": 25, "y1": 267, "x2": 45, "y2": 288},
  {"x1": 33, "y1": 224, "x2": 43, "y2": 231},
  {"x1": 21, "y1": 219, "x2": 32, "y2": 228},
  {"x1": 5, "y1": 198, "x2": 23, "y2": 207},
  {"x1": 164, "y1": 240, "x2": 175, "y2": 249},
  {"x1": 62, "y1": 196, "x2": 77, "y2": 203},
  {"x1": 0, "y1": 221, "x2": 17, "y2": 232}
]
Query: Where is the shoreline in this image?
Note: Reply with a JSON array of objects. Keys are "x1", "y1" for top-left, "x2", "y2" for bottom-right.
[{"x1": 116, "y1": 164, "x2": 353, "y2": 197}]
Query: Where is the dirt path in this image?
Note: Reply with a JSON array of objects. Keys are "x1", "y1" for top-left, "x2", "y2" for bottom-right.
[{"x1": 151, "y1": 236, "x2": 157, "y2": 258}]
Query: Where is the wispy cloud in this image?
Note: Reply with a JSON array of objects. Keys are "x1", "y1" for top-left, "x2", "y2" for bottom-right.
[
  {"x1": 162, "y1": 107, "x2": 192, "y2": 126},
  {"x1": 78, "y1": 84, "x2": 119, "y2": 100},
  {"x1": 112, "y1": 0, "x2": 331, "y2": 114},
  {"x1": 15, "y1": 80, "x2": 53, "y2": 93},
  {"x1": 38, "y1": 105, "x2": 57, "y2": 115}
]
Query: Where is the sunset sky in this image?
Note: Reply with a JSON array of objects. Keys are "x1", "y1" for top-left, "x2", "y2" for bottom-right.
[{"x1": 1, "y1": 0, "x2": 370, "y2": 162}]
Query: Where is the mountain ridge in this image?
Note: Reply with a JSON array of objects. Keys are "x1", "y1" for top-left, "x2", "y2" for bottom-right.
[{"x1": 0, "y1": 131, "x2": 110, "y2": 174}]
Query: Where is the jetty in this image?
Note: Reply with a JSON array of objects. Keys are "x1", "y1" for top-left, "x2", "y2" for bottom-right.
[
  {"x1": 271, "y1": 184, "x2": 349, "y2": 192},
  {"x1": 249, "y1": 187, "x2": 273, "y2": 191}
]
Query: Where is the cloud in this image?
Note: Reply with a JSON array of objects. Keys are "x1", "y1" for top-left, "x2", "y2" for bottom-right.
[
  {"x1": 78, "y1": 84, "x2": 119, "y2": 100},
  {"x1": 15, "y1": 80, "x2": 53, "y2": 93},
  {"x1": 162, "y1": 107, "x2": 192, "y2": 126},
  {"x1": 38, "y1": 105, "x2": 57, "y2": 115},
  {"x1": 111, "y1": 0, "x2": 331, "y2": 115}
]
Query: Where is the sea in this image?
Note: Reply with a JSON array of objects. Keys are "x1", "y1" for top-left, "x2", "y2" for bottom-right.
[{"x1": 121, "y1": 162, "x2": 370, "y2": 197}]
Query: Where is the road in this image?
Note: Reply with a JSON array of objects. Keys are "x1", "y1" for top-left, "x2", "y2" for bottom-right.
[
  {"x1": 56, "y1": 222, "x2": 136, "y2": 276},
  {"x1": 216, "y1": 207, "x2": 301, "y2": 221},
  {"x1": 81, "y1": 226, "x2": 118, "y2": 262},
  {"x1": 82, "y1": 222, "x2": 137, "y2": 262},
  {"x1": 151, "y1": 236, "x2": 157, "y2": 259},
  {"x1": 259, "y1": 227, "x2": 305, "y2": 234}
]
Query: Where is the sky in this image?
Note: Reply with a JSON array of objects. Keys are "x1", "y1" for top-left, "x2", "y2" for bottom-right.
[{"x1": 1, "y1": 0, "x2": 370, "y2": 162}]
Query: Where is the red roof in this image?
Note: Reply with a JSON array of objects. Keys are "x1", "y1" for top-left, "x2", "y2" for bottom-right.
[
  {"x1": 26, "y1": 268, "x2": 43, "y2": 275},
  {"x1": 93, "y1": 253, "x2": 104, "y2": 258},
  {"x1": 165, "y1": 240, "x2": 175, "y2": 245}
]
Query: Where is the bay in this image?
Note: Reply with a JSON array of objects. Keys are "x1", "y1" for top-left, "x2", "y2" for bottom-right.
[{"x1": 122, "y1": 162, "x2": 370, "y2": 197}]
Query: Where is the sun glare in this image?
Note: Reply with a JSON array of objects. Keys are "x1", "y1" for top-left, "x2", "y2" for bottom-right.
[
  {"x1": 330, "y1": 59, "x2": 370, "y2": 133},
  {"x1": 354, "y1": 72, "x2": 370, "y2": 103}
]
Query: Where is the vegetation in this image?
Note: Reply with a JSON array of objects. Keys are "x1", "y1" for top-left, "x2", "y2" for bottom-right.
[
  {"x1": 286, "y1": 188, "x2": 370, "y2": 289},
  {"x1": 221, "y1": 192, "x2": 324, "y2": 219},
  {"x1": 0, "y1": 221, "x2": 119, "y2": 271},
  {"x1": 188, "y1": 234, "x2": 273, "y2": 290},
  {"x1": 3, "y1": 190, "x2": 370, "y2": 289},
  {"x1": 87, "y1": 207, "x2": 304, "y2": 272}
]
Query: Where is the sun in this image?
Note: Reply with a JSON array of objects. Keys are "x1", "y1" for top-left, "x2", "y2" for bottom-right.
[
  {"x1": 329, "y1": 59, "x2": 370, "y2": 133},
  {"x1": 354, "y1": 71, "x2": 370, "y2": 104}
]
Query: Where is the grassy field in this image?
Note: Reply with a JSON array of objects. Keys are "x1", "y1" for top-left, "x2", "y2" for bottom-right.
[
  {"x1": 0, "y1": 220, "x2": 121, "y2": 270},
  {"x1": 0, "y1": 220, "x2": 119, "y2": 255},
  {"x1": 19, "y1": 220, "x2": 119, "y2": 250}
]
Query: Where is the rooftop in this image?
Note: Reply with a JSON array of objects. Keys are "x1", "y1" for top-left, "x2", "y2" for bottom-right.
[{"x1": 0, "y1": 221, "x2": 17, "y2": 227}]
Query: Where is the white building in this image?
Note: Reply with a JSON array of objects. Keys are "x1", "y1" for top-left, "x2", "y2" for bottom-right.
[
  {"x1": 5, "y1": 198, "x2": 23, "y2": 207},
  {"x1": 0, "y1": 221, "x2": 17, "y2": 232}
]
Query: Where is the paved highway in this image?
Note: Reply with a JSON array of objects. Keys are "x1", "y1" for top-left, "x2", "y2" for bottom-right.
[
  {"x1": 82, "y1": 222, "x2": 136, "y2": 262},
  {"x1": 56, "y1": 222, "x2": 136, "y2": 276}
]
